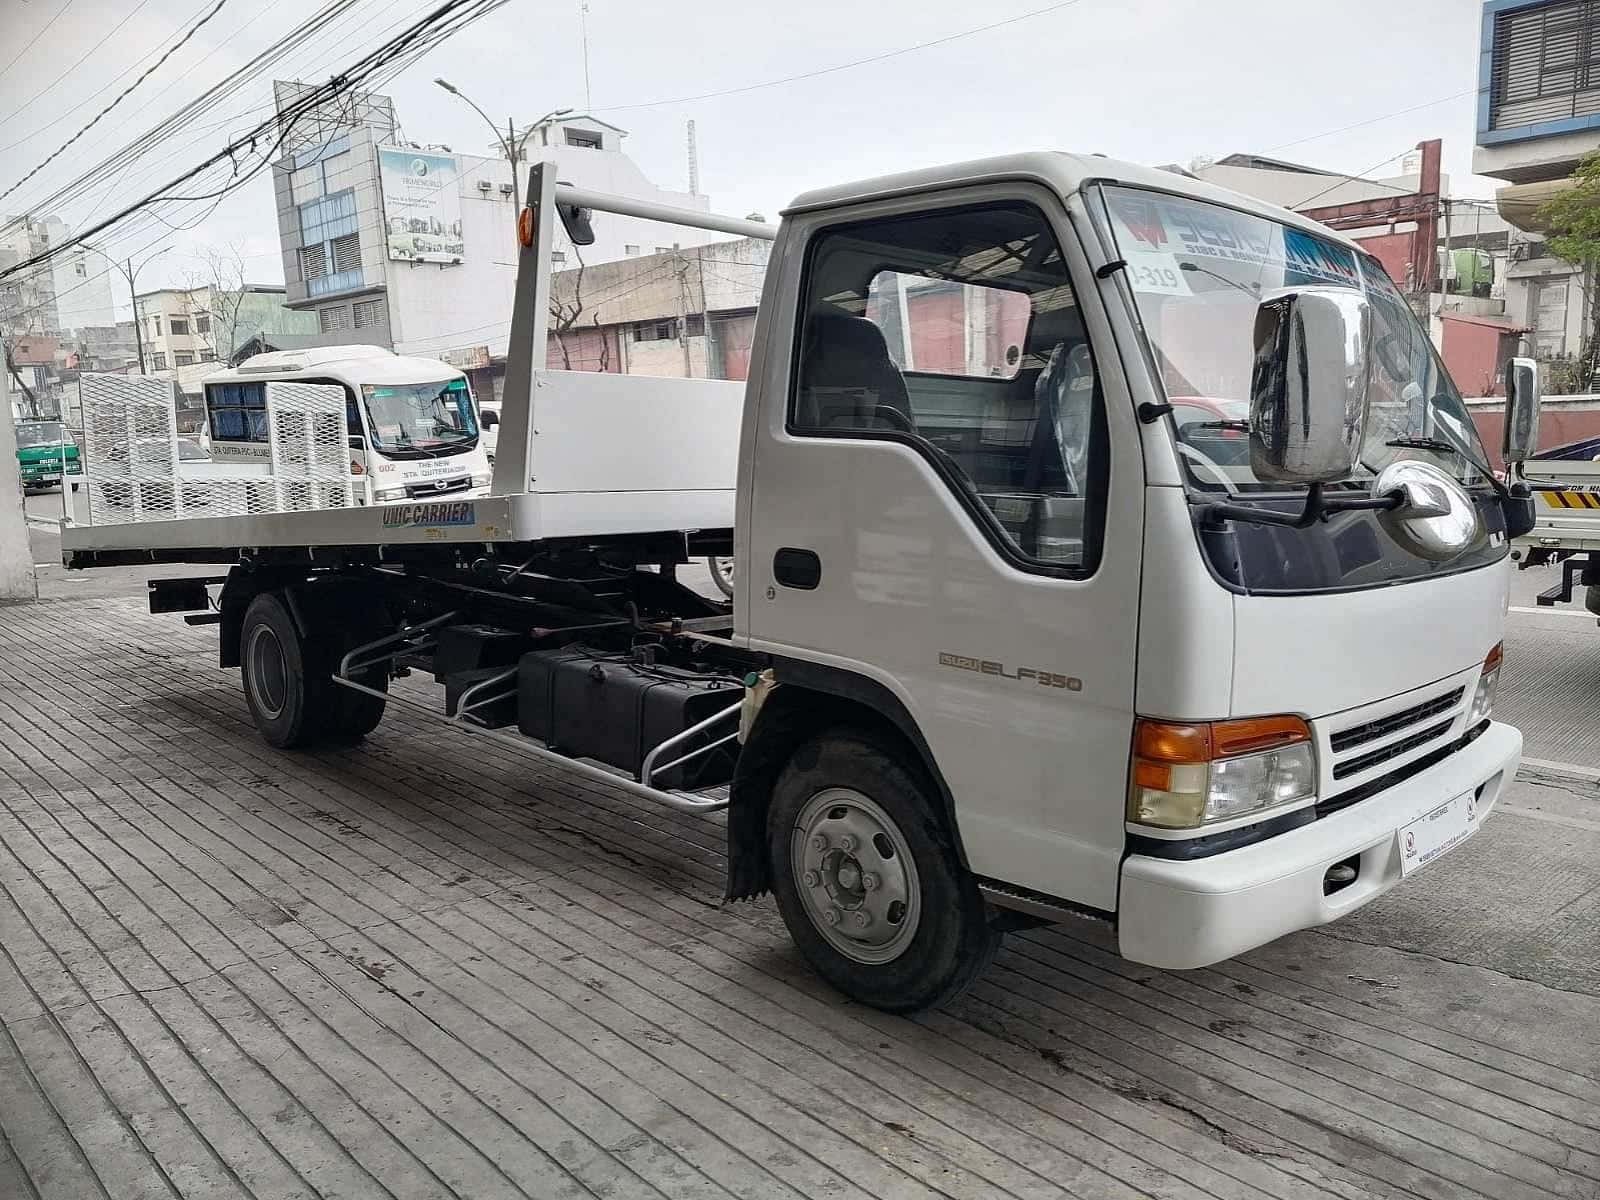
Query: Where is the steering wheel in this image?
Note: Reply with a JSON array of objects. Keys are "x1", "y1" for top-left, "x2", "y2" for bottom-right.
[
  {"x1": 1174, "y1": 440, "x2": 1236, "y2": 491},
  {"x1": 869, "y1": 405, "x2": 916, "y2": 434}
]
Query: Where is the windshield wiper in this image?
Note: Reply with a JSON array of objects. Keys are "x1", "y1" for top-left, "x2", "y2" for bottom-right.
[
  {"x1": 1195, "y1": 419, "x2": 1250, "y2": 432},
  {"x1": 1385, "y1": 436, "x2": 1461, "y2": 453}
]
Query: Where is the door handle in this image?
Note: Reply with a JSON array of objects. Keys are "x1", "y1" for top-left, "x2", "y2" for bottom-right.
[{"x1": 773, "y1": 547, "x2": 821, "y2": 590}]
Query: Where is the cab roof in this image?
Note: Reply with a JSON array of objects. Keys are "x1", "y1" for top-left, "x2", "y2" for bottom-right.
[
  {"x1": 207, "y1": 344, "x2": 466, "y2": 385},
  {"x1": 782, "y1": 150, "x2": 1363, "y2": 252}
]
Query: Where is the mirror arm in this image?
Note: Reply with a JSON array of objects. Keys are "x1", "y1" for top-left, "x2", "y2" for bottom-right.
[{"x1": 1198, "y1": 483, "x2": 1404, "y2": 530}]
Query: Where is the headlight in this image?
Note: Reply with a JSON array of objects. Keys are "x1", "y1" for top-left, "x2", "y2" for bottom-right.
[
  {"x1": 1468, "y1": 642, "x2": 1502, "y2": 726},
  {"x1": 1130, "y1": 715, "x2": 1316, "y2": 829},
  {"x1": 373, "y1": 486, "x2": 408, "y2": 502}
]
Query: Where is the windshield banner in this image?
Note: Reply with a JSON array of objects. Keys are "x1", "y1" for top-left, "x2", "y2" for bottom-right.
[{"x1": 1104, "y1": 190, "x2": 1358, "y2": 291}]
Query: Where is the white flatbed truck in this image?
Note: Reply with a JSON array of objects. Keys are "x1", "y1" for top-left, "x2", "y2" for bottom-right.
[{"x1": 62, "y1": 155, "x2": 1538, "y2": 1012}]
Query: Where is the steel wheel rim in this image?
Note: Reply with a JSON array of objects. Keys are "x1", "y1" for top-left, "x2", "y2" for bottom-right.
[
  {"x1": 792, "y1": 787, "x2": 920, "y2": 964},
  {"x1": 716, "y1": 557, "x2": 735, "y2": 586},
  {"x1": 246, "y1": 625, "x2": 288, "y2": 719}
]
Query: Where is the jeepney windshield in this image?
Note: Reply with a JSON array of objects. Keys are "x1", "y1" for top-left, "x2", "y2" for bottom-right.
[
  {"x1": 359, "y1": 378, "x2": 478, "y2": 458},
  {"x1": 14, "y1": 420, "x2": 68, "y2": 449},
  {"x1": 1094, "y1": 185, "x2": 1492, "y2": 494}
]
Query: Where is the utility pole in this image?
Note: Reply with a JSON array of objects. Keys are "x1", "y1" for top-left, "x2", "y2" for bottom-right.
[{"x1": 127, "y1": 260, "x2": 145, "y2": 373}]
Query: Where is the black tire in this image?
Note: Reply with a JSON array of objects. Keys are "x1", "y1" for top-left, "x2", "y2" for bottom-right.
[
  {"x1": 240, "y1": 592, "x2": 324, "y2": 748},
  {"x1": 239, "y1": 590, "x2": 388, "y2": 747},
  {"x1": 767, "y1": 729, "x2": 998, "y2": 1013},
  {"x1": 708, "y1": 555, "x2": 735, "y2": 599}
]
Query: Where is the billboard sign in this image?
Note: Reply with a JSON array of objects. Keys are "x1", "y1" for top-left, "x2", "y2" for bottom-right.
[{"x1": 378, "y1": 147, "x2": 465, "y2": 264}]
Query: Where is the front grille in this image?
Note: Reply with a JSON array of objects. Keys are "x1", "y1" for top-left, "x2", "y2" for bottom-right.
[
  {"x1": 405, "y1": 476, "x2": 471, "y2": 499},
  {"x1": 1319, "y1": 721, "x2": 1488, "y2": 818},
  {"x1": 1332, "y1": 717, "x2": 1454, "y2": 780},
  {"x1": 1329, "y1": 687, "x2": 1463, "y2": 753}
]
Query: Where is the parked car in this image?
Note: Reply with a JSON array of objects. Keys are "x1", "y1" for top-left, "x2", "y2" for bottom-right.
[{"x1": 99, "y1": 437, "x2": 214, "y2": 511}]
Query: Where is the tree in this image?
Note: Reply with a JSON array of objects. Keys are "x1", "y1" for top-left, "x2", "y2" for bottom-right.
[
  {"x1": 1535, "y1": 153, "x2": 1600, "y2": 389},
  {"x1": 180, "y1": 242, "x2": 249, "y2": 362},
  {"x1": 547, "y1": 242, "x2": 588, "y2": 370}
]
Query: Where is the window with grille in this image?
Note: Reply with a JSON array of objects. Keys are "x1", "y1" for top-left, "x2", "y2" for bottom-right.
[
  {"x1": 633, "y1": 319, "x2": 677, "y2": 342},
  {"x1": 1490, "y1": 0, "x2": 1600, "y2": 129},
  {"x1": 353, "y1": 299, "x2": 385, "y2": 328},
  {"x1": 170, "y1": 318, "x2": 188, "y2": 335},
  {"x1": 150, "y1": 352, "x2": 167, "y2": 369},
  {"x1": 332, "y1": 233, "x2": 361, "y2": 273},
  {"x1": 195, "y1": 314, "x2": 210, "y2": 334},
  {"x1": 301, "y1": 243, "x2": 327, "y2": 280},
  {"x1": 174, "y1": 351, "x2": 195, "y2": 366},
  {"x1": 319, "y1": 306, "x2": 350, "y2": 332}
]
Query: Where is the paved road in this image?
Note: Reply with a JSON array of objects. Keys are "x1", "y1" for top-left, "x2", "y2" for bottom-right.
[{"x1": 2, "y1": 504, "x2": 1597, "y2": 1199}]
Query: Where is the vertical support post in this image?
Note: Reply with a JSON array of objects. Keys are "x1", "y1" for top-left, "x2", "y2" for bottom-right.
[
  {"x1": 0, "y1": 367, "x2": 37, "y2": 602},
  {"x1": 489, "y1": 162, "x2": 554, "y2": 497}
]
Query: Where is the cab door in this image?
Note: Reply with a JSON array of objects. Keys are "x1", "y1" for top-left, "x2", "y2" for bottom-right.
[{"x1": 741, "y1": 185, "x2": 1145, "y2": 910}]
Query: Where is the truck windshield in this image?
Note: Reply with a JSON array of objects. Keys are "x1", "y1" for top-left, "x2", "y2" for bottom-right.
[
  {"x1": 1094, "y1": 185, "x2": 1492, "y2": 494},
  {"x1": 14, "y1": 421, "x2": 67, "y2": 449},
  {"x1": 360, "y1": 378, "x2": 478, "y2": 458}
]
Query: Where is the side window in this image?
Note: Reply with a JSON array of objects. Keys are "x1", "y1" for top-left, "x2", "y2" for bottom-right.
[
  {"x1": 206, "y1": 382, "x2": 268, "y2": 442},
  {"x1": 346, "y1": 393, "x2": 363, "y2": 440},
  {"x1": 790, "y1": 201, "x2": 1105, "y2": 573}
]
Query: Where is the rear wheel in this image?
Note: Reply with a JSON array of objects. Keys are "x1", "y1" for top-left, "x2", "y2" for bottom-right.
[
  {"x1": 768, "y1": 730, "x2": 998, "y2": 1012},
  {"x1": 239, "y1": 590, "x2": 389, "y2": 747},
  {"x1": 241, "y1": 593, "x2": 319, "y2": 748},
  {"x1": 708, "y1": 555, "x2": 735, "y2": 598}
]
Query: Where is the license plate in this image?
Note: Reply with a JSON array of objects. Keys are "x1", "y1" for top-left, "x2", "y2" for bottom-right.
[
  {"x1": 37, "y1": 473, "x2": 59, "y2": 482},
  {"x1": 1398, "y1": 791, "x2": 1479, "y2": 876}
]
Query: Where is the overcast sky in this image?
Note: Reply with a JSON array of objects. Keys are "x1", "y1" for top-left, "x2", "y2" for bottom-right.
[{"x1": 0, "y1": 0, "x2": 1494, "y2": 316}]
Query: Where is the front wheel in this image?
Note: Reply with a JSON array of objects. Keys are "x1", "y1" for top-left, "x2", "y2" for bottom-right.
[{"x1": 768, "y1": 730, "x2": 998, "y2": 1012}]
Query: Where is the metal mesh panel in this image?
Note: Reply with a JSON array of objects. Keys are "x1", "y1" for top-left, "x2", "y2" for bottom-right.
[
  {"x1": 267, "y1": 382, "x2": 355, "y2": 511},
  {"x1": 79, "y1": 373, "x2": 182, "y2": 525}
]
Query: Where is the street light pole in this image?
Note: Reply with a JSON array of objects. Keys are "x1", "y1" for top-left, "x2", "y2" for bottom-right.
[
  {"x1": 434, "y1": 79, "x2": 570, "y2": 244},
  {"x1": 82, "y1": 243, "x2": 169, "y2": 374}
]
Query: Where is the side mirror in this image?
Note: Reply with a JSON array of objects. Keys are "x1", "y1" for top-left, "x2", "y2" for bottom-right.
[
  {"x1": 480, "y1": 409, "x2": 498, "y2": 429},
  {"x1": 1248, "y1": 288, "x2": 1373, "y2": 485},
  {"x1": 1502, "y1": 356, "x2": 1541, "y2": 466},
  {"x1": 347, "y1": 435, "x2": 365, "y2": 450},
  {"x1": 557, "y1": 201, "x2": 595, "y2": 247}
]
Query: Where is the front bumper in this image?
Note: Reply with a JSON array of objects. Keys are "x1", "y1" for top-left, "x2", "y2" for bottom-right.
[{"x1": 1117, "y1": 720, "x2": 1521, "y2": 969}]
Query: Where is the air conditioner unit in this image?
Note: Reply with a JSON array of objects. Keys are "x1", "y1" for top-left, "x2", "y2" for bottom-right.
[
  {"x1": 476, "y1": 179, "x2": 493, "y2": 192},
  {"x1": 498, "y1": 183, "x2": 514, "y2": 196}
]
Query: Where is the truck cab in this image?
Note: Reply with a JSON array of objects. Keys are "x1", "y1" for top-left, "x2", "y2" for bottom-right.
[
  {"x1": 720, "y1": 153, "x2": 1523, "y2": 989},
  {"x1": 201, "y1": 345, "x2": 492, "y2": 503}
]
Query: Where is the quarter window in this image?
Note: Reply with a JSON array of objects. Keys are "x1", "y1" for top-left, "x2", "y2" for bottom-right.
[{"x1": 790, "y1": 201, "x2": 1105, "y2": 573}]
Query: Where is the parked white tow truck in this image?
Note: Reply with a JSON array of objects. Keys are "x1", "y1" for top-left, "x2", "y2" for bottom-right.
[{"x1": 61, "y1": 155, "x2": 1538, "y2": 1011}]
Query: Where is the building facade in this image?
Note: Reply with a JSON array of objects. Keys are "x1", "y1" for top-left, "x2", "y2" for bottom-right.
[
  {"x1": 132, "y1": 283, "x2": 316, "y2": 374},
  {"x1": 1473, "y1": 0, "x2": 1600, "y2": 369},
  {"x1": 268, "y1": 82, "x2": 719, "y2": 399}
]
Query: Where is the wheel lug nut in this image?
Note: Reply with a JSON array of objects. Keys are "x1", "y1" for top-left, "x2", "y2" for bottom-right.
[
  {"x1": 838, "y1": 834, "x2": 857, "y2": 852},
  {"x1": 802, "y1": 870, "x2": 820, "y2": 887},
  {"x1": 810, "y1": 834, "x2": 828, "y2": 852},
  {"x1": 862, "y1": 873, "x2": 879, "y2": 891},
  {"x1": 853, "y1": 910, "x2": 872, "y2": 928},
  {"x1": 823, "y1": 907, "x2": 841, "y2": 926}
]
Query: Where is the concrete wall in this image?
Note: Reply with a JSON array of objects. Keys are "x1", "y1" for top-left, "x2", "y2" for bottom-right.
[{"x1": 0, "y1": 369, "x2": 37, "y2": 602}]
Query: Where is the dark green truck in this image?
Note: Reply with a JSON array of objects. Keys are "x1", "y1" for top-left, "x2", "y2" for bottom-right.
[{"x1": 13, "y1": 419, "x2": 81, "y2": 491}]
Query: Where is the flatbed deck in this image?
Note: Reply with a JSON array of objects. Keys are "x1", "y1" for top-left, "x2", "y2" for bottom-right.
[{"x1": 61, "y1": 488, "x2": 736, "y2": 568}]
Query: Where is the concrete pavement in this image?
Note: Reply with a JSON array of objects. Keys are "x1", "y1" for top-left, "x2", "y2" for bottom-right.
[{"x1": 0, "y1": 520, "x2": 1596, "y2": 1198}]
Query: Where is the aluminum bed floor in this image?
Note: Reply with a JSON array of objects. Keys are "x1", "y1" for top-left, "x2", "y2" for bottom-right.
[{"x1": 60, "y1": 489, "x2": 735, "y2": 567}]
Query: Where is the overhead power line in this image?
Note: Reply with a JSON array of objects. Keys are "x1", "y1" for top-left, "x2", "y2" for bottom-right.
[
  {"x1": 0, "y1": 0, "x2": 159, "y2": 135},
  {"x1": 0, "y1": 0, "x2": 511, "y2": 285},
  {"x1": 594, "y1": 0, "x2": 1091, "y2": 112},
  {"x1": 0, "y1": 0, "x2": 77, "y2": 86},
  {"x1": 0, "y1": 0, "x2": 234, "y2": 205},
  {"x1": 1265, "y1": 89, "x2": 1478, "y2": 154}
]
